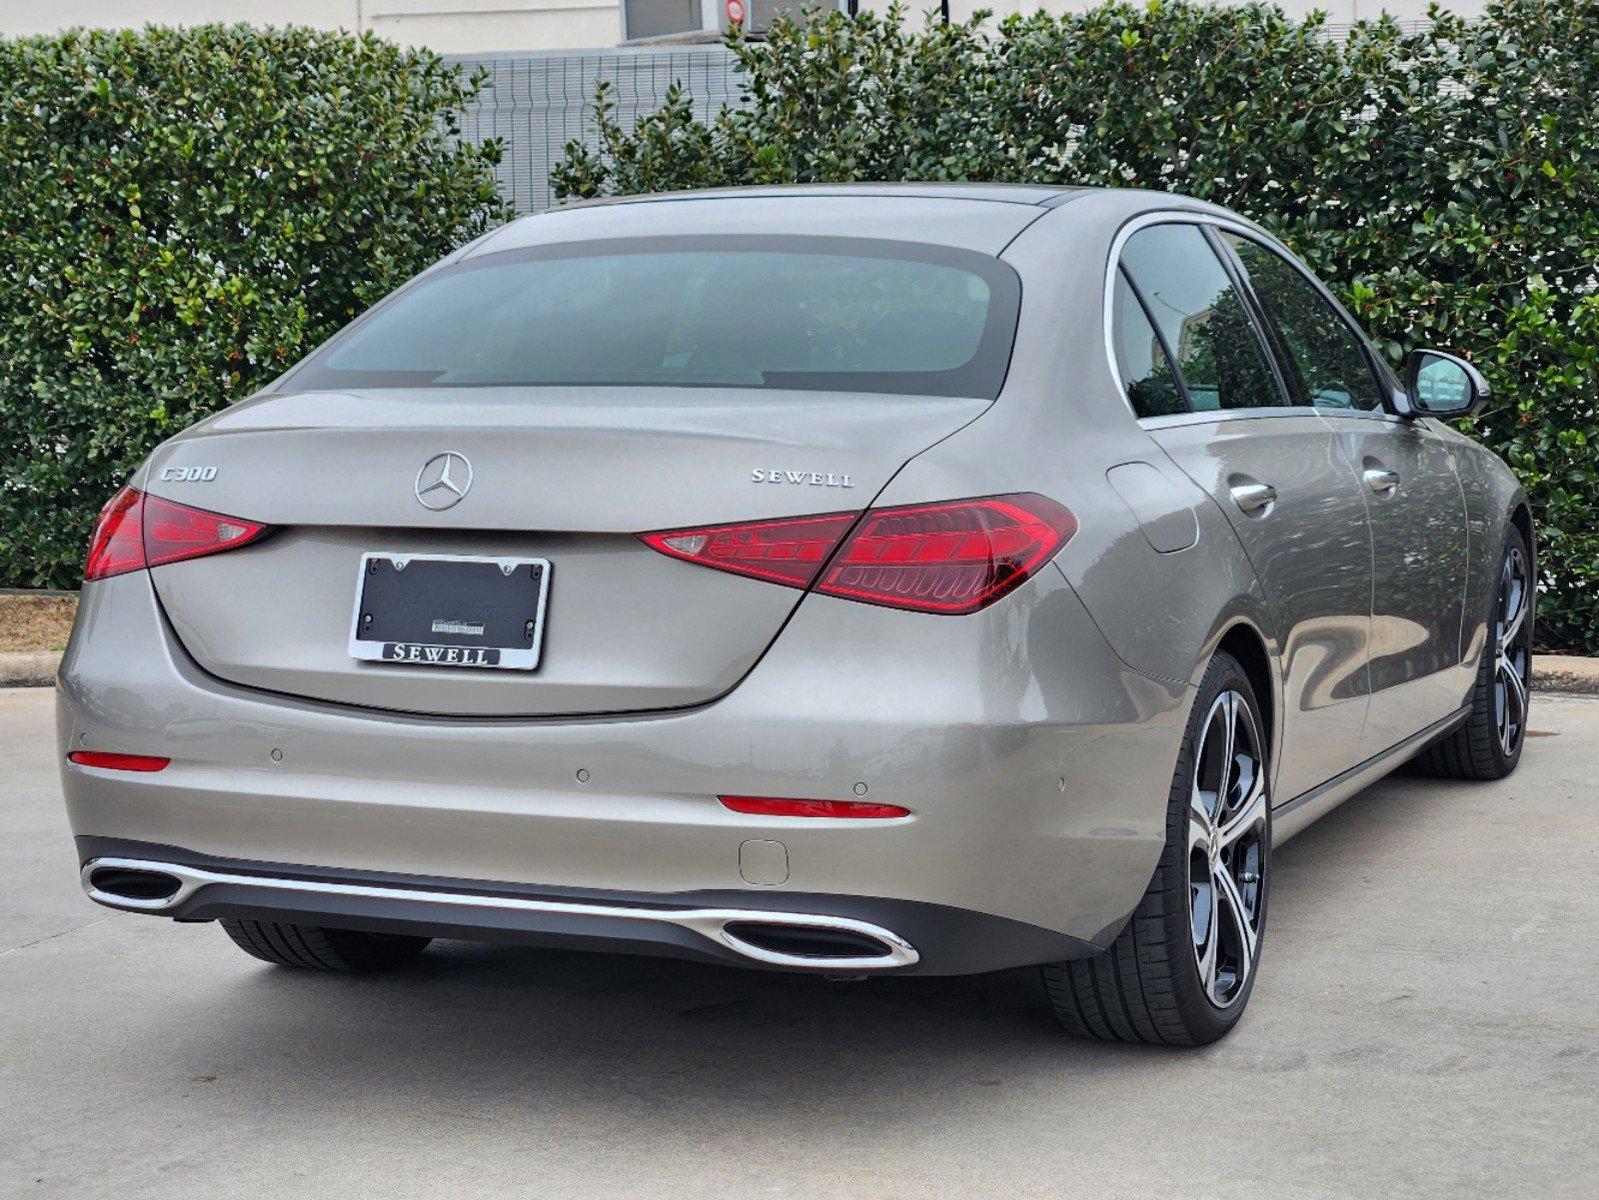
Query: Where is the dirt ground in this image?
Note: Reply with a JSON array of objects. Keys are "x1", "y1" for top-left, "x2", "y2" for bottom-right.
[{"x1": 0, "y1": 595, "x2": 77, "y2": 653}]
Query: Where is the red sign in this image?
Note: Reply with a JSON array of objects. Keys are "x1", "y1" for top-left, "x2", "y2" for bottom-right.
[{"x1": 725, "y1": 0, "x2": 745, "y2": 24}]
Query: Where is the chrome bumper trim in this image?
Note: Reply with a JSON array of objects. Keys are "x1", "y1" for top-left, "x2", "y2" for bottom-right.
[{"x1": 80, "y1": 856, "x2": 920, "y2": 972}]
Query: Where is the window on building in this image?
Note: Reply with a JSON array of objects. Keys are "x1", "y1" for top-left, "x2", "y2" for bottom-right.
[{"x1": 624, "y1": 0, "x2": 703, "y2": 41}]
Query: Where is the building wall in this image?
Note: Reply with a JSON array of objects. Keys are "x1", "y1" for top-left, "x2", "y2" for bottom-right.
[
  {"x1": 1, "y1": 0, "x2": 1483, "y2": 52},
  {"x1": 366, "y1": 1, "x2": 623, "y2": 54},
  {"x1": 0, "y1": 0, "x2": 625, "y2": 53}
]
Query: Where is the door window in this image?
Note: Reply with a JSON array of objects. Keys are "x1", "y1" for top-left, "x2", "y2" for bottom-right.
[
  {"x1": 1222, "y1": 233, "x2": 1383, "y2": 412},
  {"x1": 1111, "y1": 268, "x2": 1186, "y2": 418},
  {"x1": 1118, "y1": 223, "x2": 1287, "y2": 413}
]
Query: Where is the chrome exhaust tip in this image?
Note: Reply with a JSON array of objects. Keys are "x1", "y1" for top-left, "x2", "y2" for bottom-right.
[
  {"x1": 79, "y1": 857, "x2": 920, "y2": 972},
  {"x1": 709, "y1": 916, "x2": 918, "y2": 971},
  {"x1": 83, "y1": 862, "x2": 192, "y2": 909}
]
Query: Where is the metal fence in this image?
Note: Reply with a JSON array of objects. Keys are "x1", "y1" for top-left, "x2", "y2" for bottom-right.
[{"x1": 451, "y1": 48, "x2": 745, "y2": 214}]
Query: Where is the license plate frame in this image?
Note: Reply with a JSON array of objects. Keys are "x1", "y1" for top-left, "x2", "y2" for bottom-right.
[{"x1": 347, "y1": 552, "x2": 551, "y2": 671}]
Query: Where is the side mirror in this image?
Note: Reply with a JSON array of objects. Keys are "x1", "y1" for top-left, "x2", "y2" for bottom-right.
[{"x1": 1400, "y1": 349, "x2": 1489, "y2": 418}]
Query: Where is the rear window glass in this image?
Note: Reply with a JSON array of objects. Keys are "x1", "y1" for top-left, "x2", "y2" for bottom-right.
[{"x1": 286, "y1": 237, "x2": 1021, "y2": 399}]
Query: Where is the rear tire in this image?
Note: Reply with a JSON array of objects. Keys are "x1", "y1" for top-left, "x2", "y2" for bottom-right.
[
  {"x1": 1410, "y1": 524, "x2": 1532, "y2": 781},
  {"x1": 219, "y1": 919, "x2": 431, "y2": 972},
  {"x1": 1042, "y1": 650, "x2": 1270, "y2": 1046}
]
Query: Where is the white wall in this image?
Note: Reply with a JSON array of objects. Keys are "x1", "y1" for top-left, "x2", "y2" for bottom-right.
[
  {"x1": 0, "y1": 0, "x2": 359, "y2": 37},
  {"x1": 0, "y1": 0, "x2": 625, "y2": 52},
  {"x1": 0, "y1": 0, "x2": 1482, "y2": 51},
  {"x1": 366, "y1": 0, "x2": 622, "y2": 54}
]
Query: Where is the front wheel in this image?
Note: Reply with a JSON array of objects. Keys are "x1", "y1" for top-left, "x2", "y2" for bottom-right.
[{"x1": 1042, "y1": 651, "x2": 1270, "y2": 1046}]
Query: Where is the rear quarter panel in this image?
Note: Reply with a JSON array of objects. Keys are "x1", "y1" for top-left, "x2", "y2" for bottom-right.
[{"x1": 888, "y1": 193, "x2": 1275, "y2": 693}]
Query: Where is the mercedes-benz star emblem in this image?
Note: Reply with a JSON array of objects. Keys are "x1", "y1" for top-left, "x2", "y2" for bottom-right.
[{"x1": 415, "y1": 452, "x2": 473, "y2": 511}]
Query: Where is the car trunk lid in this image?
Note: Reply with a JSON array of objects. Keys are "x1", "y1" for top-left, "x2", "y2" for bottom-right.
[{"x1": 143, "y1": 387, "x2": 986, "y2": 717}]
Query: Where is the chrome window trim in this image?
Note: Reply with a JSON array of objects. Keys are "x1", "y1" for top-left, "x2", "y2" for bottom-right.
[
  {"x1": 1313, "y1": 407, "x2": 1409, "y2": 427},
  {"x1": 1139, "y1": 408, "x2": 1330, "y2": 432},
  {"x1": 1104, "y1": 210, "x2": 1392, "y2": 427}
]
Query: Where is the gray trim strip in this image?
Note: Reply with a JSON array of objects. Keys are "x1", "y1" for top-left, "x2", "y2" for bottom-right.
[{"x1": 1273, "y1": 702, "x2": 1471, "y2": 842}]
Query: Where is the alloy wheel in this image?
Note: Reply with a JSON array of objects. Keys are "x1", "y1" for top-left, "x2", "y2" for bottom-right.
[
  {"x1": 1495, "y1": 544, "x2": 1532, "y2": 759},
  {"x1": 1188, "y1": 690, "x2": 1269, "y2": 1009}
]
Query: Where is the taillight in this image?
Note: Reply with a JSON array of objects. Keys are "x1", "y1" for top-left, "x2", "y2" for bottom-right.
[
  {"x1": 719, "y1": 795, "x2": 911, "y2": 819},
  {"x1": 84, "y1": 486, "x2": 270, "y2": 581},
  {"x1": 83, "y1": 487, "x2": 146, "y2": 581},
  {"x1": 639, "y1": 511, "x2": 859, "y2": 589},
  {"x1": 821, "y1": 494, "x2": 1078, "y2": 614},
  {"x1": 640, "y1": 493, "x2": 1076, "y2": 615},
  {"x1": 67, "y1": 751, "x2": 170, "y2": 772}
]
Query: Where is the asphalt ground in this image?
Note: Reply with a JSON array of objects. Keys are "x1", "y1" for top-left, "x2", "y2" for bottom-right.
[{"x1": 3, "y1": 686, "x2": 1595, "y2": 1199}]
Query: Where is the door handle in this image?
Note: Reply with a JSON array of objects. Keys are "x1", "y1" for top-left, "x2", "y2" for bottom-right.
[
  {"x1": 1364, "y1": 467, "x2": 1401, "y2": 495},
  {"x1": 1229, "y1": 482, "x2": 1277, "y2": 514}
]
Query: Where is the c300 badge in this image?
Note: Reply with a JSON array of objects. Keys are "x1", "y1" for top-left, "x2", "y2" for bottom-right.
[{"x1": 157, "y1": 465, "x2": 218, "y2": 482}]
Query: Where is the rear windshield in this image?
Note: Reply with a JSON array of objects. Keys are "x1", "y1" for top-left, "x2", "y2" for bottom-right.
[{"x1": 284, "y1": 236, "x2": 1021, "y2": 399}]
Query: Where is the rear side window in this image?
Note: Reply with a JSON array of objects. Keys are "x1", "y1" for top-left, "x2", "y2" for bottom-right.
[
  {"x1": 1111, "y1": 268, "x2": 1185, "y2": 418},
  {"x1": 286, "y1": 237, "x2": 1021, "y2": 400},
  {"x1": 1116, "y1": 223, "x2": 1286, "y2": 413},
  {"x1": 1222, "y1": 233, "x2": 1382, "y2": 412}
]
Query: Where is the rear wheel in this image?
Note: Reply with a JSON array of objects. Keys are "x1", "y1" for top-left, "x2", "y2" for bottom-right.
[
  {"x1": 1042, "y1": 651, "x2": 1270, "y2": 1046},
  {"x1": 219, "y1": 919, "x2": 431, "y2": 972},
  {"x1": 1411, "y1": 524, "x2": 1532, "y2": 781}
]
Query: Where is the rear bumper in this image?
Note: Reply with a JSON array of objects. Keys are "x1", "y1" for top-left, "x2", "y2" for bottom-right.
[
  {"x1": 77, "y1": 837, "x2": 1095, "y2": 974},
  {"x1": 58, "y1": 567, "x2": 1192, "y2": 974}
]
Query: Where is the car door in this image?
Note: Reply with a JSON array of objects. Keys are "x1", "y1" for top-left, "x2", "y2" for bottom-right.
[
  {"x1": 1218, "y1": 232, "x2": 1470, "y2": 752},
  {"x1": 1114, "y1": 219, "x2": 1374, "y2": 803}
]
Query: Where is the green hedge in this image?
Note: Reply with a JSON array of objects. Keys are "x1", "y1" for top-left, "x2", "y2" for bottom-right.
[
  {"x1": 0, "y1": 25, "x2": 510, "y2": 590},
  {"x1": 556, "y1": 0, "x2": 1599, "y2": 653}
]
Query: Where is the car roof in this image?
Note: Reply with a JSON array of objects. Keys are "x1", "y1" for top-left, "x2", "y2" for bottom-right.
[{"x1": 466, "y1": 183, "x2": 1098, "y2": 259}]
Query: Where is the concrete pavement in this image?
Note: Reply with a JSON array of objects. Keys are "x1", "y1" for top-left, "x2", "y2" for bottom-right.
[{"x1": 2, "y1": 685, "x2": 1596, "y2": 1198}]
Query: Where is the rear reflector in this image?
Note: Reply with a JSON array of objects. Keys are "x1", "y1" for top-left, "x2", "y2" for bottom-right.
[
  {"x1": 84, "y1": 486, "x2": 270, "y2": 581},
  {"x1": 719, "y1": 795, "x2": 911, "y2": 819},
  {"x1": 68, "y1": 751, "x2": 171, "y2": 772},
  {"x1": 641, "y1": 493, "x2": 1076, "y2": 615}
]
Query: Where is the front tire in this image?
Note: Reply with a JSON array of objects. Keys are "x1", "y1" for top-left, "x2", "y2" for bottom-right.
[
  {"x1": 1411, "y1": 523, "x2": 1532, "y2": 781},
  {"x1": 1042, "y1": 651, "x2": 1270, "y2": 1046},
  {"x1": 219, "y1": 919, "x2": 431, "y2": 972}
]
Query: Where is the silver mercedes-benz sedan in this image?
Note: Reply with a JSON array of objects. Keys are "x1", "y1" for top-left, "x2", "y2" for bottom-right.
[{"x1": 59, "y1": 185, "x2": 1532, "y2": 1045}]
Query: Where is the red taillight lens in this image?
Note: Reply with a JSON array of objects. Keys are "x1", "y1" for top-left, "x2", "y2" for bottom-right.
[
  {"x1": 83, "y1": 486, "x2": 146, "y2": 581},
  {"x1": 84, "y1": 487, "x2": 269, "y2": 581},
  {"x1": 640, "y1": 493, "x2": 1076, "y2": 615},
  {"x1": 67, "y1": 751, "x2": 170, "y2": 772},
  {"x1": 719, "y1": 795, "x2": 911, "y2": 819},
  {"x1": 143, "y1": 492, "x2": 269, "y2": 570},
  {"x1": 639, "y1": 511, "x2": 859, "y2": 589},
  {"x1": 819, "y1": 493, "x2": 1078, "y2": 614}
]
